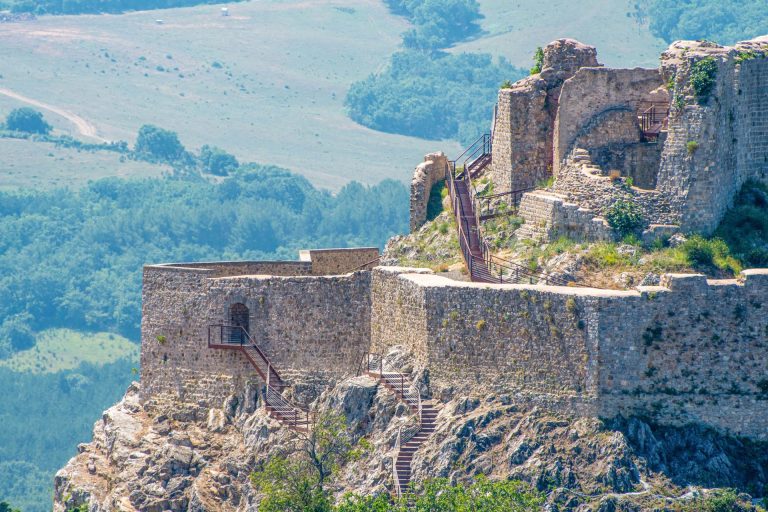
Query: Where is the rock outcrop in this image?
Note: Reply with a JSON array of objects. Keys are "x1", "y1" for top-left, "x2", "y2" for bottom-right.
[{"x1": 55, "y1": 366, "x2": 768, "y2": 511}]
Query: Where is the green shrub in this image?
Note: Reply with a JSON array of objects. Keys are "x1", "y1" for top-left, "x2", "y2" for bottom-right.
[
  {"x1": 5, "y1": 107, "x2": 52, "y2": 135},
  {"x1": 680, "y1": 235, "x2": 741, "y2": 274},
  {"x1": 605, "y1": 200, "x2": 644, "y2": 237},
  {"x1": 134, "y1": 124, "x2": 186, "y2": 162},
  {"x1": 687, "y1": 140, "x2": 699, "y2": 154},
  {"x1": 585, "y1": 243, "x2": 630, "y2": 268},
  {"x1": 199, "y1": 145, "x2": 238, "y2": 176},
  {"x1": 500, "y1": 79, "x2": 514, "y2": 89},
  {"x1": 529, "y1": 46, "x2": 544, "y2": 75},
  {"x1": 690, "y1": 57, "x2": 717, "y2": 103}
]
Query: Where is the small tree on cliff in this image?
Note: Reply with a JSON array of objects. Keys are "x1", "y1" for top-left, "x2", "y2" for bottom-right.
[{"x1": 250, "y1": 412, "x2": 365, "y2": 512}]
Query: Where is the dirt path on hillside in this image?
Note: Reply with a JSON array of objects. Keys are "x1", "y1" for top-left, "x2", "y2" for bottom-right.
[{"x1": 0, "y1": 87, "x2": 107, "y2": 142}]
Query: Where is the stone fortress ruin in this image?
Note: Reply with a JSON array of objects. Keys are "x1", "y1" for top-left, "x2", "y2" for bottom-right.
[
  {"x1": 411, "y1": 37, "x2": 768, "y2": 242},
  {"x1": 139, "y1": 37, "x2": 768, "y2": 497}
]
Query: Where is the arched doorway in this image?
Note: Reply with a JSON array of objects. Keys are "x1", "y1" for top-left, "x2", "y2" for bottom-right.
[{"x1": 229, "y1": 303, "x2": 249, "y2": 343}]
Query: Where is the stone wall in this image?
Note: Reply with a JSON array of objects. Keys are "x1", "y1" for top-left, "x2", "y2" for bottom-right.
[
  {"x1": 553, "y1": 67, "x2": 667, "y2": 173},
  {"x1": 490, "y1": 39, "x2": 600, "y2": 194},
  {"x1": 516, "y1": 190, "x2": 614, "y2": 242},
  {"x1": 140, "y1": 265, "x2": 373, "y2": 407},
  {"x1": 735, "y1": 41, "x2": 768, "y2": 185},
  {"x1": 410, "y1": 152, "x2": 448, "y2": 232},
  {"x1": 596, "y1": 270, "x2": 768, "y2": 439},
  {"x1": 140, "y1": 261, "x2": 768, "y2": 440},
  {"x1": 570, "y1": 107, "x2": 663, "y2": 189},
  {"x1": 303, "y1": 248, "x2": 380, "y2": 274}
]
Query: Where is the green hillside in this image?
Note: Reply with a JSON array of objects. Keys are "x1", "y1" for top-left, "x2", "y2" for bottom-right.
[
  {"x1": 450, "y1": 0, "x2": 667, "y2": 68},
  {"x1": 0, "y1": 1, "x2": 461, "y2": 190}
]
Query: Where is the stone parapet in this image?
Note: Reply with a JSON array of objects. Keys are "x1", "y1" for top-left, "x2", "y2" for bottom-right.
[{"x1": 515, "y1": 190, "x2": 613, "y2": 242}]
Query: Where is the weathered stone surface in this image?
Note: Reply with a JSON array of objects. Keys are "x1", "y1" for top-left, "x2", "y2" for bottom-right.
[{"x1": 410, "y1": 152, "x2": 448, "y2": 232}]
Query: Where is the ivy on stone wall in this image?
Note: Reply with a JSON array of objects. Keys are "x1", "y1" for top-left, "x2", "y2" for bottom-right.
[{"x1": 690, "y1": 57, "x2": 718, "y2": 104}]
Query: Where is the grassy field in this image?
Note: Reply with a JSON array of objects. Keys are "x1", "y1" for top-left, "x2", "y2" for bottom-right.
[
  {"x1": 0, "y1": 138, "x2": 167, "y2": 189},
  {"x1": 451, "y1": 0, "x2": 667, "y2": 68},
  {"x1": 0, "y1": 328, "x2": 138, "y2": 373},
  {"x1": 0, "y1": 0, "x2": 462, "y2": 190}
]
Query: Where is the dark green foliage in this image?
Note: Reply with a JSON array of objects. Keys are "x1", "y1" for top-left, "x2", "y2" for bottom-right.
[
  {"x1": 0, "y1": 502, "x2": 21, "y2": 512},
  {"x1": 0, "y1": 314, "x2": 35, "y2": 356},
  {"x1": 715, "y1": 180, "x2": 768, "y2": 267},
  {"x1": 251, "y1": 413, "x2": 360, "y2": 512},
  {"x1": 337, "y1": 476, "x2": 544, "y2": 511},
  {"x1": 5, "y1": 107, "x2": 52, "y2": 135},
  {"x1": 383, "y1": 0, "x2": 483, "y2": 50},
  {"x1": 199, "y1": 144, "x2": 239, "y2": 176},
  {"x1": 605, "y1": 200, "x2": 644, "y2": 237},
  {"x1": 0, "y1": 360, "x2": 135, "y2": 512},
  {"x1": 690, "y1": 57, "x2": 718, "y2": 103},
  {"x1": 0, "y1": 169, "x2": 408, "y2": 346},
  {"x1": 425, "y1": 180, "x2": 445, "y2": 222},
  {"x1": 345, "y1": 51, "x2": 524, "y2": 145},
  {"x1": 644, "y1": 0, "x2": 768, "y2": 44},
  {"x1": 134, "y1": 124, "x2": 187, "y2": 163},
  {"x1": 9, "y1": 0, "x2": 244, "y2": 15},
  {"x1": 530, "y1": 46, "x2": 544, "y2": 75}
]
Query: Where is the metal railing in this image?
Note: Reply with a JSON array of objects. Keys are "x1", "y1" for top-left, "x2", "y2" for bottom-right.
[
  {"x1": 445, "y1": 157, "x2": 572, "y2": 286},
  {"x1": 208, "y1": 324, "x2": 284, "y2": 387},
  {"x1": 349, "y1": 255, "x2": 381, "y2": 273},
  {"x1": 265, "y1": 384, "x2": 313, "y2": 431},
  {"x1": 638, "y1": 102, "x2": 670, "y2": 141},
  {"x1": 360, "y1": 353, "x2": 422, "y2": 428},
  {"x1": 208, "y1": 324, "x2": 312, "y2": 431}
]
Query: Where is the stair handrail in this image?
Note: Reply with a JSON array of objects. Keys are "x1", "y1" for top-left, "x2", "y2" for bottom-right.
[
  {"x1": 265, "y1": 382, "x2": 312, "y2": 430},
  {"x1": 208, "y1": 324, "x2": 284, "y2": 385},
  {"x1": 446, "y1": 150, "x2": 578, "y2": 286},
  {"x1": 393, "y1": 427, "x2": 402, "y2": 497}
]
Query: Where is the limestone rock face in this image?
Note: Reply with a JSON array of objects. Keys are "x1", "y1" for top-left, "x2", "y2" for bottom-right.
[{"x1": 55, "y1": 377, "x2": 768, "y2": 511}]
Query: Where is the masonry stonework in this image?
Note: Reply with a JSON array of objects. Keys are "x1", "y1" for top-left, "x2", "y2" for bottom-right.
[
  {"x1": 410, "y1": 152, "x2": 448, "y2": 232},
  {"x1": 141, "y1": 252, "x2": 768, "y2": 441},
  {"x1": 478, "y1": 36, "x2": 768, "y2": 241}
]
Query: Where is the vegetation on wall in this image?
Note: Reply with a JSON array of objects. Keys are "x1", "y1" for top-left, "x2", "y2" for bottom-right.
[
  {"x1": 0, "y1": 168, "x2": 408, "y2": 355},
  {"x1": 605, "y1": 199, "x2": 644, "y2": 237},
  {"x1": 642, "y1": 0, "x2": 768, "y2": 44},
  {"x1": 689, "y1": 57, "x2": 718, "y2": 103},
  {"x1": 345, "y1": 0, "x2": 525, "y2": 146},
  {"x1": 715, "y1": 180, "x2": 768, "y2": 267}
]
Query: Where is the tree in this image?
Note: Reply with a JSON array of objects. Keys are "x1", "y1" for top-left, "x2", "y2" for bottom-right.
[
  {"x1": 0, "y1": 313, "x2": 36, "y2": 353},
  {"x1": 5, "y1": 107, "x2": 52, "y2": 134},
  {"x1": 250, "y1": 413, "x2": 364, "y2": 511},
  {"x1": 0, "y1": 501, "x2": 21, "y2": 512},
  {"x1": 199, "y1": 145, "x2": 239, "y2": 176},
  {"x1": 134, "y1": 124, "x2": 186, "y2": 162}
]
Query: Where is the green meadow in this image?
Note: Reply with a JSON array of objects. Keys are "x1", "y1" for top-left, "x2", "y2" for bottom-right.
[{"x1": 0, "y1": 0, "x2": 462, "y2": 190}]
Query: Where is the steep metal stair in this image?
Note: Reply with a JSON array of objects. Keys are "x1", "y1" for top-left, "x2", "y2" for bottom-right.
[
  {"x1": 208, "y1": 324, "x2": 312, "y2": 432},
  {"x1": 446, "y1": 135, "x2": 571, "y2": 286},
  {"x1": 360, "y1": 353, "x2": 437, "y2": 497}
]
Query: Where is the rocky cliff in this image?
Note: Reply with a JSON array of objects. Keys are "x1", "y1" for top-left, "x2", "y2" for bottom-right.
[{"x1": 55, "y1": 349, "x2": 767, "y2": 512}]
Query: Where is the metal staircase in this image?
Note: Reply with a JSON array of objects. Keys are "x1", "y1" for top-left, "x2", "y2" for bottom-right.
[
  {"x1": 360, "y1": 353, "x2": 437, "y2": 497},
  {"x1": 446, "y1": 135, "x2": 571, "y2": 286},
  {"x1": 208, "y1": 324, "x2": 312, "y2": 432}
]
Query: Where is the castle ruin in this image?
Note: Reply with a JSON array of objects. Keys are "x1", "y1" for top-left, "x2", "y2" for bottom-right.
[
  {"x1": 137, "y1": 37, "x2": 768, "y2": 498},
  {"x1": 411, "y1": 37, "x2": 768, "y2": 242}
]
